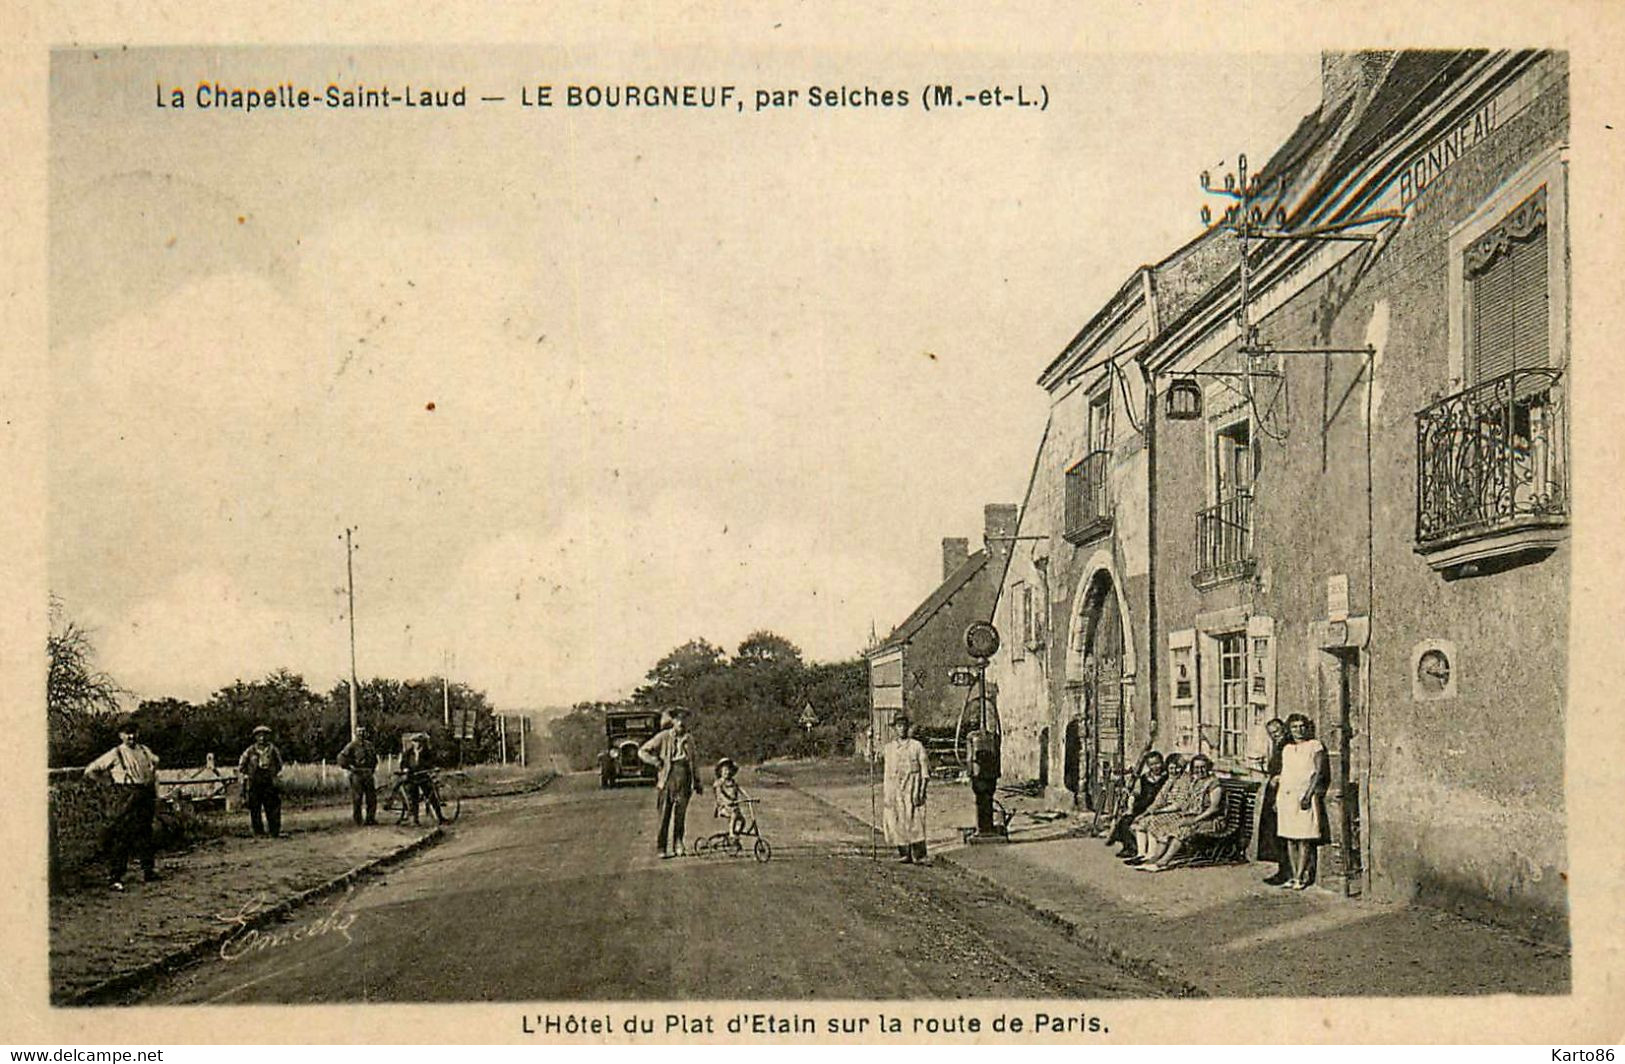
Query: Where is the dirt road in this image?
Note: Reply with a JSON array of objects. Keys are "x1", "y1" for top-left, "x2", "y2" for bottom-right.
[{"x1": 145, "y1": 771, "x2": 1165, "y2": 1002}]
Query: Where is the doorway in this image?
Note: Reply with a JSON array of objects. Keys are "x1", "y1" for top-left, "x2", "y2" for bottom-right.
[
  {"x1": 1082, "y1": 576, "x2": 1125, "y2": 813},
  {"x1": 1320, "y1": 646, "x2": 1365, "y2": 896},
  {"x1": 1062, "y1": 712, "x2": 1081, "y2": 796}
]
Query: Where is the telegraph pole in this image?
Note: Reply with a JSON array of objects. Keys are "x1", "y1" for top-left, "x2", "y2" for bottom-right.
[
  {"x1": 344, "y1": 527, "x2": 360, "y2": 740},
  {"x1": 442, "y1": 650, "x2": 452, "y2": 727}
]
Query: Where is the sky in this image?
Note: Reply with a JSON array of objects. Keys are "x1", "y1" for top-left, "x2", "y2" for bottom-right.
[{"x1": 48, "y1": 45, "x2": 1324, "y2": 710}]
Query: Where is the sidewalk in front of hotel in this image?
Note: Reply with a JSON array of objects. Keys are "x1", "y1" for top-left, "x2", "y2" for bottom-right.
[{"x1": 796, "y1": 776, "x2": 1569, "y2": 998}]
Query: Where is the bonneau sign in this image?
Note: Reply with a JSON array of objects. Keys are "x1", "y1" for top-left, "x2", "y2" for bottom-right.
[{"x1": 1397, "y1": 95, "x2": 1500, "y2": 205}]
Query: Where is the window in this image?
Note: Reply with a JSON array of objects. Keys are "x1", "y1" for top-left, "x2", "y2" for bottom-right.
[
  {"x1": 1217, "y1": 632, "x2": 1249, "y2": 758},
  {"x1": 1022, "y1": 583, "x2": 1045, "y2": 650},
  {"x1": 1466, "y1": 188, "x2": 1548, "y2": 384},
  {"x1": 1064, "y1": 385, "x2": 1115, "y2": 545},
  {"x1": 1194, "y1": 419, "x2": 1257, "y2": 588},
  {"x1": 1214, "y1": 419, "x2": 1254, "y2": 501},
  {"x1": 1088, "y1": 387, "x2": 1112, "y2": 453}
]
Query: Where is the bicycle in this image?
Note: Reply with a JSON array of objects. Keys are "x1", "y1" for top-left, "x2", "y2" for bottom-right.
[{"x1": 382, "y1": 769, "x2": 463, "y2": 825}]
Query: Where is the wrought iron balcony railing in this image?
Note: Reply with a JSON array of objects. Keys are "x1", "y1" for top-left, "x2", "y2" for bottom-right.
[
  {"x1": 1415, "y1": 367, "x2": 1566, "y2": 549},
  {"x1": 1193, "y1": 492, "x2": 1254, "y2": 589},
  {"x1": 1063, "y1": 450, "x2": 1112, "y2": 545}
]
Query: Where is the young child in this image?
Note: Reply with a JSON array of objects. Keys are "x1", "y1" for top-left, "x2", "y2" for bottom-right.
[{"x1": 714, "y1": 757, "x2": 747, "y2": 841}]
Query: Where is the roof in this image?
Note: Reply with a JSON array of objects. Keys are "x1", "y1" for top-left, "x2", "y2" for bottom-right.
[
  {"x1": 1035, "y1": 269, "x2": 1148, "y2": 389},
  {"x1": 1316, "y1": 50, "x2": 1488, "y2": 202},
  {"x1": 1142, "y1": 52, "x2": 1491, "y2": 374},
  {"x1": 869, "y1": 549, "x2": 990, "y2": 656}
]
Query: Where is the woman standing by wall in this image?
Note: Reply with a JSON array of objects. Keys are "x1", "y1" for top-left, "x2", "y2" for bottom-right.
[
  {"x1": 1277, "y1": 713, "x2": 1328, "y2": 890},
  {"x1": 1255, "y1": 718, "x2": 1290, "y2": 885}
]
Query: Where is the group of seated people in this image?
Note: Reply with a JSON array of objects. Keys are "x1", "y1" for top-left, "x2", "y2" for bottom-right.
[{"x1": 1102, "y1": 750, "x2": 1230, "y2": 872}]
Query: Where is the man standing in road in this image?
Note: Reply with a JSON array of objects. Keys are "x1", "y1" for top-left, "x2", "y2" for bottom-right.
[
  {"x1": 638, "y1": 707, "x2": 703, "y2": 859},
  {"x1": 335, "y1": 725, "x2": 379, "y2": 826},
  {"x1": 83, "y1": 716, "x2": 162, "y2": 891},
  {"x1": 238, "y1": 724, "x2": 284, "y2": 838},
  {"x1": 883, "y1": 711, "x2": 931, "y2": 864}
]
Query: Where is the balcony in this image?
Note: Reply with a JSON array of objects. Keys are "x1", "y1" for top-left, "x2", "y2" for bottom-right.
[
  {"x1": 1415, "y1": 368, "x2": 1567, "y2": 576},
  {"x1": 1063, "y1": 450, "x2": 1112, "y2": 545},
  {"x1": 1059, "y1": 451, "x2": 1111, "y2": 545},
  {"x1": 1193, "y1": 492, "x2": 1254, "y2": 590}
]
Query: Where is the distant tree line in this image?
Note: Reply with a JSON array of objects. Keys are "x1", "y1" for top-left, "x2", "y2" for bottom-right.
[
  {"x1": 548, "y1": 630, "x2": 868, "y2": 771},
  {"x1": 48, "y1": 606, "x2": 507, "y2": 768}
]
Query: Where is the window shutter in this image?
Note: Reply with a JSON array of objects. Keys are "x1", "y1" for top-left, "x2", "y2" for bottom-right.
[
  {"x1": 1010, "y1": 584, "x2": 1026, "y2": 661},
  {"x1": 1472, "y1": 255, "x2": 1517, "y2": 382},
  {"x1": 1467, "y1": 187, "x2": 1549, "y2": 384},
  {"x1": 1245, "y1": 614, "x2": 1276, "y2": 716},
  {"x1": 1511, "y1": 225, "x2": 1549, "y2": 372}
]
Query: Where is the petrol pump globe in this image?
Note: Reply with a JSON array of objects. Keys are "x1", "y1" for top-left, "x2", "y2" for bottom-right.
[{"x1": 965, "y1": 621, "x2": 1001, "y2": 661}]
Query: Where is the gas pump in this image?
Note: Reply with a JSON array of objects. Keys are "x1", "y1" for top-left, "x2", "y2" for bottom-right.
[{"x1": 959, "y1": 621, "x2": 1008, "y2": 843}]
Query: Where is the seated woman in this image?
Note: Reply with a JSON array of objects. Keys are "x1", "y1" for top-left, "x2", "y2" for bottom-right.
[
  {"x1": 1105, "y1": 751, "x2": 1167, "y2": 858},
  {"x1": 1134, "y1": 754, "x2": 1227, "y2": 872},
  {"x1": 1124, "y1": 752, "x2": 1186, "y2": 865}
]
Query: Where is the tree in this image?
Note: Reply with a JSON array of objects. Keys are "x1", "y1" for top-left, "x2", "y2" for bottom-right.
[
  {"x1": 206, "y1": 669, "x2": 336, "y2": 763},
  {"x1": 734, "y1": 631, "x2": 803, "y2": 668},
  {"x1": 547, "y1": 700, "x2": 629, "y2": 771},
  {"x1": 632, "y1": 638, "x2": 727, "y2": 706},
  {"x1": 47, "y1": 604, "x2": 125, "y2": 765}
]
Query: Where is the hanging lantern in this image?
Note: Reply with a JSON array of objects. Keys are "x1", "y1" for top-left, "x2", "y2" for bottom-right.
[{"x1": 1165, "y1": 377, "x2": 1203, "y2": 421}]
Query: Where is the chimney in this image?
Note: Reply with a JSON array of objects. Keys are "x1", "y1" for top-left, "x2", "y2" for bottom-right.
[
  {"x1": 984, "y1": 504, "x2": 1019, "y2": 564},
  {"x1": 941, "y1": 537, "x2": 970, "y2": 581},
  {"x1": 1320, "y1": 50, "x2": 1393, "y2": 113}
]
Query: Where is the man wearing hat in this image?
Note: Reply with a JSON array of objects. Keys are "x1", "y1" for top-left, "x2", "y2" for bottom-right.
[
  {"x1": 83, "y1": 716, "x2": 162, "y2": 891},
  {"x1": 637, "y1": 706, "x2": 703, "y2": 858},
  {"x1": 398, "y1": 732, "x2": 445, "y2": 825},
  {"x1": 335, "y1": 725, "x2": 379, "y2": 826},
  {"x1": 882, "y1": 710, "x2": 931, "y2": 864},
  {"x1": 238, "y1": 724, "x2": 284, "y2": 837}
]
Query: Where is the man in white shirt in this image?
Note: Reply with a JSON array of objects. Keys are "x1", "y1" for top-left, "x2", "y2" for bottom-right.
[
  {"x1": 638, "y1": 707, "x2": 703, "y2": 858},
  {"x1": 83, "y1": 716, "x2": 161, "y2": 891}
]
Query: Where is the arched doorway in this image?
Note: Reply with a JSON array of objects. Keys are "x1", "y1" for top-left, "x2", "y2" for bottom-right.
[{"x1": 1080, "y1": 574, "x2": 1125, "y2": 812}]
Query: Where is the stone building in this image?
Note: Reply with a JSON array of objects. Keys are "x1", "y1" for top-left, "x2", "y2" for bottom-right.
[
  {"x1": 991, "y1": 269, "x2": 1157, "y2": 808},
  {"x1": 990, "y1": 49, "x2": 1569, "y2": 941},
  {"x1": 867, "y1": 506, "x2": 1015, "y2": 748}
]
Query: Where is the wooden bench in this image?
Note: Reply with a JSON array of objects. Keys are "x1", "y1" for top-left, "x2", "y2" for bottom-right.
[{"x1": 1173, "y1": 777, "x2": 1260, "y2": 867}]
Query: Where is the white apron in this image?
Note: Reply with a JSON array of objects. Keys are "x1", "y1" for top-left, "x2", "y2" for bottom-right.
[{"x1": 882, "y1": 737, "x2": 929, "y2": 845}]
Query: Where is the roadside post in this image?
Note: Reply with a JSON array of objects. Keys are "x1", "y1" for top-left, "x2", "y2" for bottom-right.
[{"x1": 961, "y1": 621, "x2": 1008, "y2": 844}]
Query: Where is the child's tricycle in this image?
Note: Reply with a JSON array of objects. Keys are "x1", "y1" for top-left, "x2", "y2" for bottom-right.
[{"x1": 693, "y1": 795, "x2": 771, "y2": 863}]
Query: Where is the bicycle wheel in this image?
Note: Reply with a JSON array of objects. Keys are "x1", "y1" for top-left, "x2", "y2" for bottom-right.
[
  {"x1": 391, "y1": 785, "x2": 411, "y2": 825},
  {"x1": 753, "y1": 837, "x2": 771, "y2": 863},
  {"x1": 437, "y1": 781, "x2": 461, "y2": 824},
  {"x1": 693, "y1": 834, "x2": 711, "y2": 855}
]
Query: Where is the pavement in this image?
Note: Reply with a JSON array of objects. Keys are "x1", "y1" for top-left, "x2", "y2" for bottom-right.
[
  {"x1": 774, "y1": 765, "x2": 1572, "y2": 998},
  {"x1": 50, "y1": 770, "x2": 557, "y2": 1005}
]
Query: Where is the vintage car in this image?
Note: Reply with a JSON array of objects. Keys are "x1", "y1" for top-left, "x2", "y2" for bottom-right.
[{"x1": 599, "y1": 709, "x2": 663, "y2": 787}]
